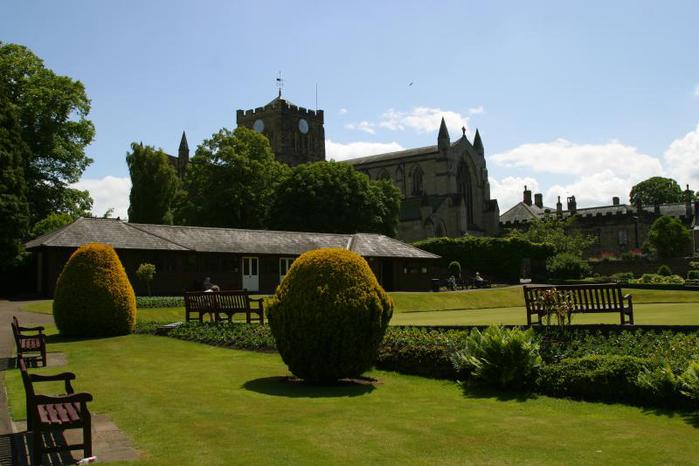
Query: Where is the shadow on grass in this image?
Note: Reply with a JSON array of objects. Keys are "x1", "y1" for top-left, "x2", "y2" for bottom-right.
[
  {"x1": 641, "y1": 406, "x2": 699, "y2": 429},
  {"x1": 243, "y1": 376, "x2": 376, "y2": 398},
  {"x1": 460, "y1": 385, "x2": 538, "y2": 403}
]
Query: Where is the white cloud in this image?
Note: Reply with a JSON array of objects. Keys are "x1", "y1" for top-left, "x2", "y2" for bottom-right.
[
  {"x1": 489, "y1": 176, "x2": 540, "y2": 212},
  {"x1": 326, "y1": 139, "x2": 404, "y2": 161},
  {"x1": 378, "y1": 107, "x2": 470, "y2": 136},
  {"x1": 469, "y1": 105, "x2": 484, "y2": 115},
  {"x1": 545, "y1": 171, "x2": 633, "y2": 208},
  {"x1": 695, "y1": 86, "x2": 699, "y2": 97},
  {"x1": 339, "y1": 108, "x2": 348, "y2": 114},
  {"x1": 491, "y1": 138, "x2": 662, "y2": 179},
  {"x1": 664, "y1": 124, "x2": 699, "y2": 189},
  {"x1": 344, "y1": 121, "x2": 376, "y2": 135},
  {"x1": 72, "y1": 176, "x2": 131, "y2": 220}
]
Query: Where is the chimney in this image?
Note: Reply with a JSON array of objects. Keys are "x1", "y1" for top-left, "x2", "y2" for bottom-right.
[
  {"x1": 567, "y1": 195, "x2": 577, "y2": 214},
  {"x1": 556, "y1": 196, "x2": 563, "y2": 216},
  {"x1": 523, "y1": 186, "x2": 532, "y2": 206},
  {"x1": 534, "y1": 193, "x2": 543, "y2": 208},
  {"x1": 612, "y1": 196, "x2": 620, "y2": 206}
]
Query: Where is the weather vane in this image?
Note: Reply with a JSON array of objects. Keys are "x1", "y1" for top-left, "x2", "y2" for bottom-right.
[{"x1": 276, "y1": 71, "x2": 284, "y2": 97}]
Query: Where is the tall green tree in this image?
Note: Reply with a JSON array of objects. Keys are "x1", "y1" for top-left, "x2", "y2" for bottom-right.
[
  {"x1": 507, "y1": 215, "x2": 595, "y2": 257},
  {"x1": 268, "y1": 161, "x2": 402, "y2": 235},
  {"x1": 646, "y1": 215, "x2": 691, "y2": 258},
  {"x1": 175, "y1": 127, "x2": 289, "y2": 228},
  {"x1": 126, "y1": 143, "x2": 180, "y2": 224},
  {"x1": 629, "y1": 176, "x2": 683, "y2": 206},
  {"x1": 0, "y1": 83, "x2": 30, "y2": 269},
  {"x1": 0, "y1": 42, "x2": 95, "y2": 225}
]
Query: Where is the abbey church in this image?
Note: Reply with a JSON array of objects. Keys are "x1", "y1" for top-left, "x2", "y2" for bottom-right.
[{"x1": 167, "y1": 93, "x2": 500, "y2": 241}]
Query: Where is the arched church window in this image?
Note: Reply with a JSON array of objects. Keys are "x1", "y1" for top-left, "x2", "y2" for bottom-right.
[
  {"x1": 395, "y1": 166, "x2": 405, "y2": 195},
  {"x1": 377, "y1": 169, "x2": 390, "y2": 181},
  {"x1": 411, "y1": 166, "x2": 424, "y2": 196},
  {"x1": 435, "y1": 219, "x2": 447, "y2": 237}
]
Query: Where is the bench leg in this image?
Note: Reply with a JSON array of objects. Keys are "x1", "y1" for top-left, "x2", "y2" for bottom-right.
[
  {"x1": 83, "y1": 411, "x2": 93, "y2": 458},
  {"x1": 32, "y1": 429, "x2": 42, "y2": 465}
]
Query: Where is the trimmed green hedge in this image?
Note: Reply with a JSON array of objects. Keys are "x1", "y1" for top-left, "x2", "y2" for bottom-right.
[
  {"x1": 414, "y1": 236, "x2": 555, "y2": 282},
  {"x1": 136, "y1": 296, "x2": 184, "y2": 308}
]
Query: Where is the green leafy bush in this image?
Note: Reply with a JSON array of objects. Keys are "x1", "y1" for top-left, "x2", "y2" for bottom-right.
[
  {"x1": 679, "y1": 361, "x2": 699, "y2": 401},
  {"x1": 135, "y1": 262, "x2": 156, "y2": 296},
  {"x1": 657, "y1": 264, "x2": 672, "y2": 276},
  {"x1": 536, "y1": 355, "x2": 650, "y2": 403},
  {"x1": 451, "y1": 326, "x2": 541, "y2": 390},
  {"x1": 611, "y1": 272, "x2": 634, "y2": 284},
  {"x1": 414, "y1": 236, "x2": 554, "y2": 282},
  {"x1": 687, "y1": 270, "x2": 699, "y2": 280},
  {"x1": 267, "y1": 248, "x2": 393, "y2": 382},
  {"x1": 545, "y1": 253, "x2": 591, "y2": 280},
  {"x1": 689, "y1": 261, "x2": 699, "y2": 270},
  {"x1": 636, "y1": 364, "x2": 682, "y2": 405},
  {"x1": 631, "y1": 273, "x2": 685, "y2": 285},
  {"x1": 136, "y1": 296, "x2": 184, "y2": 308},
  {"x1": 53, "y1": 243, "x2": 136, "y2": 337}
]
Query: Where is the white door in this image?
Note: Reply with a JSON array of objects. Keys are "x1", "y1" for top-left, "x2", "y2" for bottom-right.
[{"x1": 242, "y1": 257, "x2": 259, "y2": 291}]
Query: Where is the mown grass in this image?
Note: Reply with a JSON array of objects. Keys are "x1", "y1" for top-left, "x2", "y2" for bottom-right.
[
  {"x1": 22, "y1": 287, "x2": 699, "y2": 326},
  {"x1": 5, "y1": 329, "x2": 698, "y2": 465}
]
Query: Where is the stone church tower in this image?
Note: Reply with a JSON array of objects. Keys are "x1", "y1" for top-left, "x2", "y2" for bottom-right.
[{"x1": 236, "y1": 92, "x2": 325, "y2": 166}]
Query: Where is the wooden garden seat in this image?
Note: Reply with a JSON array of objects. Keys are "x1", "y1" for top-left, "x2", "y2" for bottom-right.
[
  {"x1": 18, "y1": 356, "x2": 93, "y2": 464},
  {"x1": 523, "y1": 283, "x2": 634, "y2": 325},
  {"x1": 12, "y1": 316, "x2": 47, "y2": 367},
  {"x1": 185, "y1": 290, "x2": 264, "y2": 324}
]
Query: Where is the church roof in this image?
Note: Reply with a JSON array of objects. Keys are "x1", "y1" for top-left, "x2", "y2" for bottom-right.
[
  {"x1": 265, "y1": 94, "x2": 297, "y2": 108},
  {"x1": 344, "y1": 145, "x2": 439, "y2": 166},
  {"x1": 25, "y1": 218, "x2": 439, "y2": 260}
]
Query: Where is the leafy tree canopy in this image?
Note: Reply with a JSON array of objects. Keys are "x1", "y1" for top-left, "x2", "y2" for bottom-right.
[
  {"x1": 507, "y1": 215, "x2": 595, "y2": 257},
  {"x1": 31, "y1": 212, "x2": 76, "y2": 238},
  {"x1": 629, "y1": 177, "x2": 683, "y2": 206},
  {"x1": 127, "y1": 143, "x2": 180, "y2": 224},
  {"x1": 268, "y1": 161, "x2": 401, "y2": 236},
  {"x1": 0, "y1": 42, "x2": 95, "y2": 224},
  {"x1": 0, "y1": 82, "x2": 29, "y2": 269},
  {"x1": 645, "y1": 215, "x2": 691, "y2": 258},
  {"x1": 175, "y1": 127, "x2": 289, "y2": 228}
]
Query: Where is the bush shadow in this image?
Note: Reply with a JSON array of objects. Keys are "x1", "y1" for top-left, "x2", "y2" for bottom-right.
[
  {"x1": 641, "y1": 406, "x2": 699, "y2": 429},
  {"x1": 460, "y1": 385, "x2": 538, "y2": 403},
  {"x1": 243, "y1": 376, "x2": 376, "y2": 398}
]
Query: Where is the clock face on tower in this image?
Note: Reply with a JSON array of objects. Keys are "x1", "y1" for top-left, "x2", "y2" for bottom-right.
[
  {"x1": 298, "y1": 118, "x2": 309, "y2": 134},
  {"x1": 253, "y1": 119, "x2": 265, "y2": 132}
]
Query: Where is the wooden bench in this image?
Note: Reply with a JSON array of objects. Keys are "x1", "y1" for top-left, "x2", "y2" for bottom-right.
[
  {"x1": 12, "y1": 316, "x2": 47, "y2": 367},
  {"x1": 184, "y1": 290, "x2": 264, "y2": 324},
  {"x1": 18, "y1": 356, "x2": 93, "y2": 464},
  {"x1": 523, "y1": 283, "x2": 634, "y2": 326}
]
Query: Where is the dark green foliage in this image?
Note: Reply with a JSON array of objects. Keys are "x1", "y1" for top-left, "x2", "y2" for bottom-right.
[
  {"x1": 127, "y1": 143, "x2": 180, "y2": 224},
  {"x1": 629, "y1": 176, "x2": 683, "y2": 206},
  {"x1": 414, "y1": 236, "x2": 555, "y2": 282},
  {"x1": 31, "y1": 213, "x2": 76, "y2": 238},
  {"x1": 0, "y1": 82, "x2": 29, "y2": 270},
  {"x1": 646, "y1": 216, "x2": 691, "y2": 258},
  {"x1": 687, "y1": 270, "x2": 699, "y2": 280},
  {"x1": 53, "y1": 243, "x2": 136, "y2": 336},
  {"x1": 135, "y1": 263, "x2": 156, "y2": 296},
  {"x1": 135, "y1": 296, "x2": 184, "y2": 308},
  {"x1": 267, "y1": 248, "x2": 393, "y2": 382},
  {"x1": 448, "y1": 261, "x2": 461, "y2": 277},
  {"x1": 175, "y1": 127, "x2": 289, "y2": 228},
  {"x1": 0, "y1": 43, "x2": 94, "y2": 225},
  {"x1": 536, "y1": 355, "x2": 651, "y2": 403},
  {"x1": 508, "y1": 215, "x2": 595, "y2": 257},
  {"x1": 375, "y1": 327, "x2": 467, "y2": 379},
  {"x1": 269, "y1": 161, "x2": 401, "y2": 236},
  {"x1": 630, "y1": 273, "x2": 685, "y2": 285},
  {"x1": 165, "y1": 322, "x2": 276, "y2": 351},
  {"x1": 611, "y1": 272, "x2": 634, "y2": 284},
  {"x1": 451, "y1": 326, "x2": 542, "y2": 389},
  {"x1": 636, "y1": 364, "x2": 683, "y2": 406},
  {"x1": 680, "y1": 361, "x2": 699, "y2": 401},
  {"x1": 546, "y1": 253, "x2": 591, "y2": 279},
  {"x1": 657, "y1": 264, "x2": 672, "y2": 276}
]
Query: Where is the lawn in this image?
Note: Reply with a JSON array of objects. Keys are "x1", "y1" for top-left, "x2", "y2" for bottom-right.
[
  {"x1": 22, "y1": 287, "x2": 699, "y2": 326},
  {"x1": 5, "y1": 329, "x2": 698, "y2": 465}
]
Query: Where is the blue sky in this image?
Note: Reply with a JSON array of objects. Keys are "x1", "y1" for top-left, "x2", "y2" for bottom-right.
[{"x1": 3, "y1": 0, "x2": 699, "y2": 218}]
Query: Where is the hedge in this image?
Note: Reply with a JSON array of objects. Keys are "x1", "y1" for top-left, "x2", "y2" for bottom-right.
[{"x1": 414, "y1": 236, "x2": 554, "y2": 282}]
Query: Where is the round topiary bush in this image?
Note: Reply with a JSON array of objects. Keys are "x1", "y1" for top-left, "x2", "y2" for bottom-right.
[
  {"x1": 267, "y1": 248, "x2": 393, "y2": 382},
  {"x1": 53, "y1": 243, "x2": 137, "y2": 337}
]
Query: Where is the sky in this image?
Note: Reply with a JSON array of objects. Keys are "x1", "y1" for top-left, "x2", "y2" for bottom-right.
[{"x1": 2, "y1": 0, "x2": 699, "y2": 219}]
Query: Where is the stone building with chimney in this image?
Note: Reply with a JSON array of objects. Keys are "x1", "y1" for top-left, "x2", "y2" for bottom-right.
[{"x1": 500, "y1": 186, "x2": 699, "y2": 258}]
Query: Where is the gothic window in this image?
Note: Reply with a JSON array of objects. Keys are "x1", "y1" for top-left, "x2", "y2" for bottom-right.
[
  {"x1": 395, "y1": 166, "x2": 405, "y2": 196},
  {"x1": 435, "y1": 220, "x2": 446, "y2": 237},
  {"x1": 457, "y1": 161, "x2": 473, "y2": 225},
  {"x1": 618, "y1": 229, "x2": 628, "y2": 246},
  {"x1": 411, "y1": 165, "x2": 424, "y2": 196},
  {"x1": 377, "y1": 169, "x2": 390, "y2": 181}
]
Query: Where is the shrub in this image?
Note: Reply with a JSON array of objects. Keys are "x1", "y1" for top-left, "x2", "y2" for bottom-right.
[
  {"x1": 451, "y1": 326, "x2": 541, "y2": 390},
  {"x1": 636, "y1": 364, "x2": 682, "y2": 406},
  {"x1": 536, "y1": 354, "x2": 651, "y2": 403},
  {"x1": 631, "y1": 273, "x2": 685, "y2": 285},
  {"x1": 689, "y1": 261, "x2": 699, "y2": 270},
  {"x1": 646, "y1": 215, "x2": 691, "y2": 258},
  {"x1": 611, "y1": 272, "x2": 634, "y2": 284},
  {"x1": 136, "y1": 296, "x2": 184, "y2": 308},
  {"x1": 687, "y1": 270, "x2": 699, "y2": 280},
  {"x1": 414, "y1": 236, "x2": 555, "y2": 282},
  {"x1": 679, "y1": 361, "x2": 699, "y2": 401},
  {"x1": 135, "y1": 263, "x2": 156, "y2": 296},
  {"x1": 545, "y1": 253, "x2": 591, "y2": 279},
  {"x1": 53, "y1": 243, "x2": 136, "y2": 337},
  {"x1": 267, "y1": 248, "x2": 393, "y2": 382},
  {"x1": 657, "y1": 264, "x2": 672, "y2": 276},
  {"x1": 448, "y1": 261, "x2": 461, "y2": 278}
]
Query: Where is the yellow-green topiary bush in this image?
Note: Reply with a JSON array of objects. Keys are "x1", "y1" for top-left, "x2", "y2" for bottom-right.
[
  {"x1": 53, "y1": 243, "x2": 137, "y2": 336},
  {"x1": 267, "y1": 248, "x2": 393, "y2": 382}
]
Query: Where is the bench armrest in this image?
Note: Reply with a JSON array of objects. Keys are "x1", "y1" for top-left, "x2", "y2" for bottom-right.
[
  {"x1": 34, "y1": 392, "x2": 93, "y2": 405},
  {"x1": 18, "y1": 325, "x2": 45, "y2": 332},
  {"x1": 30, "y1": 372, "x2": 76, "y2": 383},
  {"x1": 623, "y1": 294, "x2": 632, "y2": 303},
  {"x1": 18, "y1": 333, "x2": 46, "y2": 341}
]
